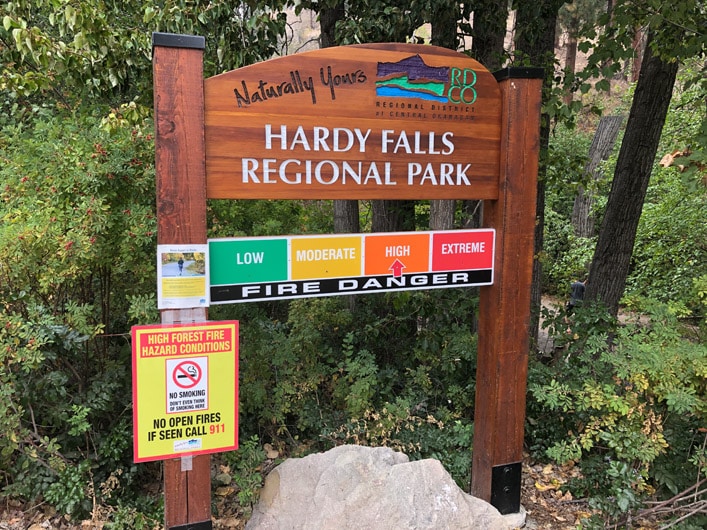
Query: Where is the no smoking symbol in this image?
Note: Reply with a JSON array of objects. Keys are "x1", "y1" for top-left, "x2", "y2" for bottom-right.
[{"x1": 173, "y1": 360, "x2": 202, "y2": 389}]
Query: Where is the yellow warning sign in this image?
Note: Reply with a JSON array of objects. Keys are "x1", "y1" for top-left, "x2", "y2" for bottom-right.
[{"x1": 131, "y1": 321, "x2": 238, "y2": 462}]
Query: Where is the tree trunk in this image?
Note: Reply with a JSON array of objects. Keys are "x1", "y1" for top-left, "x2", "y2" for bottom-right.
[
  {"x1": 604, "y1": 0, "x2": 615, "y2": 95},
  {"x1": 320, "y1": 1, "x2": 359, "y2": 233},
  {"x1": 572, "y1": 115, "x2": 623, "y2": 237},
  {"x1": 371, "y1": 200, "x2": 416, "y2": 232},
  {"x1": 514, "y1": 0, "x2": 561, "y2": 349},
  {"x1": 586, "y1": 32, "x2": 678, "y2": 316},
  {"x1": 470, "y1": 2, "x2": 507, "y2": 71},
  {"x1": 428, "y1": 2, "x2": 459, "y2": 230},
  {"x1": 462, "y1": 200, "x2": 483, "y2": 228},
  {"x1": 429, "y1": 200, "x2": 456, "y2": 230},
  {"x1": 463, "y1": 1, "x2": 509, "y2": 229},
  {"x1": 531, "y1": 176, "x2": 546, "y2": 342},
  {"x1": 431, "y1": 1, "x2": 458, "y2": 50},
  {"x1": 563, "y1": 32, "x2": 577, "y2": 106},
  {"x1": 334, "y1": 200, "x2": 359, "y2": 233},
  {"x1": 319, "y1": 2, "x2": 344, "y2": 48},
  {"x1": 631, "y1": 26, "x2": 645, "y2": 82}
]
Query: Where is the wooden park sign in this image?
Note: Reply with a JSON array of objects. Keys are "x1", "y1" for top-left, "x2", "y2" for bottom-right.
[
  {"x1": 152, "y1": 32, "x2": 542, "y2": 530},
  {"x1": 204, "y1": 44, "x2": 502, "y2": 200}
]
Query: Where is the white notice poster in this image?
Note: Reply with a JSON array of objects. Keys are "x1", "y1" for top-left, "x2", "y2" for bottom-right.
[{"x1": 157, "y1": 244, "x2": 209, "y2": 309}]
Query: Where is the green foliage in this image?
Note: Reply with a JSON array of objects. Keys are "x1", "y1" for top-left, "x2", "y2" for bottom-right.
[
  {"x1": 570, "y1": 0, "x2": 707, "y2": 176},
  {"x1": 1, "y1": 0, "x2": 704, "y2": 526},
  {"x1": 695, "y1": 274, "x2": 707, "y2": 334},
  {"x1": 0, "y1": 111, "x2": 157, "y2": 516},
  {"x1": 576, "y1": 1, "x2": 706, "y2": 84},
  {"x1": 529, "y1": 301, "x2": 707, "y2": 525},
  {"x1": 336, "y1": 333, "x2": 379, "y2": 417},
  {"x1": 127, "y1": 293, "x2": 160, "y2": 325},
  {"x1": 557, "y1": 0, "x2": 602, "y2": 37},
  {"x1": 2, "y1": 0, "x2": 152, "y2": 109},
  {"x1": 542, "y1": 217, "x2": 595, "y2": 296},
  {"x1": 332, "y1": 0, "x2": 425, "y2": 44},
  {"x1": 233, "y1": 297, "x2": 350, "y2": 437},
  {"x1": 44, "y1": 460, "x2": 92, "y2": 516},
  {"x1": 221, "y1": 435, "x2": 268, "y2": 515},
  {"x1": 542, "y1": 122, "x2": 598, "y2": 294},
  {"x1": 585, "y1": 460, "x2": 647, "y2": 524},
  {"x1": 627, "y1": 175, "x2": 707, "y2": 308},
  {"x1": 104, "y1": 496, "x2": 162, "y2": 530},
  {"x1": 623, "y1": 64, "x2": 707, "y2": 312},
  {"x1": 1, "y1": 0, "x2": 294, "y2": 119},
  {"x1": 604, "y1": 1, "x2": 705, "y2": 64},
  {"x1": 147, "y1": 0, "x2": 291, "y2": 74},
  {"x1": 543, "y1": 63, "x2": 706, "y2": 312},
  {"x1": 657, "y1": 58, "x2": 707, "y2": 185},
  {"x1": 208, "y1": 198, "x2": 334, "y2": 239},
  {"x1": 226, "y1": 288, "x2": 479, "y2": 487},
  {"x1": 545, "y1": 122, "x2": 594, "y2": 193},
  {"x1": 531, "y1": 18, "x2": 705, "y2": 523}
]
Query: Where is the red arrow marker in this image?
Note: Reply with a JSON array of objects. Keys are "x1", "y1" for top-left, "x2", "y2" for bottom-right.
[{"x1": 389, "y1": 259, "x2": 406, "y2": 278}]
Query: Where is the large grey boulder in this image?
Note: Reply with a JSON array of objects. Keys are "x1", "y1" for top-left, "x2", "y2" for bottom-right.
[{"x1": 246, "y1": 444, "x2": 513, "y2": 530}]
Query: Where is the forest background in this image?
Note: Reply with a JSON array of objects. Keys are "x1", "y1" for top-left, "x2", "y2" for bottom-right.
[{"x1": 0, "y1": 0, "x2": 705, "y2": 528}]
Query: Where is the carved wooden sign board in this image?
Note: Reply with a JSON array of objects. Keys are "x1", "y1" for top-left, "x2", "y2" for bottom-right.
[
  {"x1": 152, "y1": 33, "x2": 542, "y2": 530},
  {"x1": 204, "y1": 44, "x2": 502, "y2": 200}
]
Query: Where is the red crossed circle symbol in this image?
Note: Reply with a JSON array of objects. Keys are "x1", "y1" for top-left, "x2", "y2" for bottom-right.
[{"x1": 173, "y1": 360, "x2": 202, "y2": 389}]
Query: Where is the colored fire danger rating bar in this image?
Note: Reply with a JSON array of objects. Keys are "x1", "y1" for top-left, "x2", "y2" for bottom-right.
[{"x1": 208, "y1": 229, "x2": 494, "y2": 303}]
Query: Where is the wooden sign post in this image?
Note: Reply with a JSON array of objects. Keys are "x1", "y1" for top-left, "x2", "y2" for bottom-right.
[
  {"x1": 151, "y1": 33, "x2": 542, "y2": 525},
  {"x1": 472, "y1": 68, "x2": 543, "y2": 514},
  {"x1": 153, "y1": 33, "x2": 212, "y2": 530}
]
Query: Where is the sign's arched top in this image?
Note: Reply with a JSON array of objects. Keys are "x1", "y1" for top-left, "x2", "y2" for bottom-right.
[{"x1": 204, "y1": 43, "x2": 502, "y2": 200}]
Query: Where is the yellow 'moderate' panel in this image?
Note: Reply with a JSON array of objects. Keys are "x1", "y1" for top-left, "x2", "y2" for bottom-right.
[
  {"x1": 290, "y1": 235, "x2": 362, "y2": 279},
  {"x1": 204, "y1": 43, "x2": 502, "y2": 200}
]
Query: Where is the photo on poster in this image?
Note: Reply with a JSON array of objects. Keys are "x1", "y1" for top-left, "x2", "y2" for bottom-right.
[{"x1": 157, "y1": 245, "x2": 209, "y2": 309}]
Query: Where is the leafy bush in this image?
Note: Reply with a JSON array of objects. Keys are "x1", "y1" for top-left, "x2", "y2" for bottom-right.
[
  {"x1": 211, "y1": 288, "x2": 480, "y2": 487},
  {"x1": 543, "y1": 64, "x2": 706, "y2": 315},
  {"x1": 542, "y1": 122, "x2": 602, "y2": 295},
  {"x1": 529, "y1": 301, "x2": 707, "y2": 526},
  {"x1": 220, "y1": 435, "x2": 268, "y2": 516},
  {"x1": 627, "y1": 165, "x2": 707, "y2": 311},
  {"x1": 0, "y1": 111, "x2": 158, "y2": 517}
]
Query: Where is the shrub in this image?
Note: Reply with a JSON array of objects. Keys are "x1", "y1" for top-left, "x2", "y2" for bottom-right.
[
  {"x1": 529, "y1": 300, "x2": 707, "y2": 526},
  {"x1": 0, "y1": 111, "x2": 157, "y2": 516}
]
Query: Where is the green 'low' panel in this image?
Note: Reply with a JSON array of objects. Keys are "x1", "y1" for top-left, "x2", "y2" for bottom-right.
[{"x1": 209, "y1": 239, "x2": 288, "y2": 285}]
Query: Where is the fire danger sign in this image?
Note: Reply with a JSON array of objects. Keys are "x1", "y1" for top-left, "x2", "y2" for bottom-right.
[
  {"x1": 131, "y1": 321, "x2": 238, "y2": 463},
  {"x1": 166, "y1": 357, "x2": 208, "y2": 412}
]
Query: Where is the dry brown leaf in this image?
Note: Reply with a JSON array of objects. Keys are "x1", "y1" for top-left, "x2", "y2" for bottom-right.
[
  {"x1": 263, "y1": 443, "x2": 279, "y2": 459},
  {"x1": 659, "y1": 152, "x2": 675, "y2": 167},
  {"x1": 215, "y1": 486, "x2": 235, "y2": 496},
  {"x1": 218, "y1": 517, "x2": 241, "y2": 528}
]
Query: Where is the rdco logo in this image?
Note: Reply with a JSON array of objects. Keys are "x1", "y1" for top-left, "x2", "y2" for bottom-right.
[{"x1": 447, "y1": 68, "x2": 478, "y2": 105}]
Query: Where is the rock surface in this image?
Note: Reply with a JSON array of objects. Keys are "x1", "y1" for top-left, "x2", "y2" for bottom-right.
[{"x1": 246, "y1": 444, "x2": 513, "y2": 529}]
